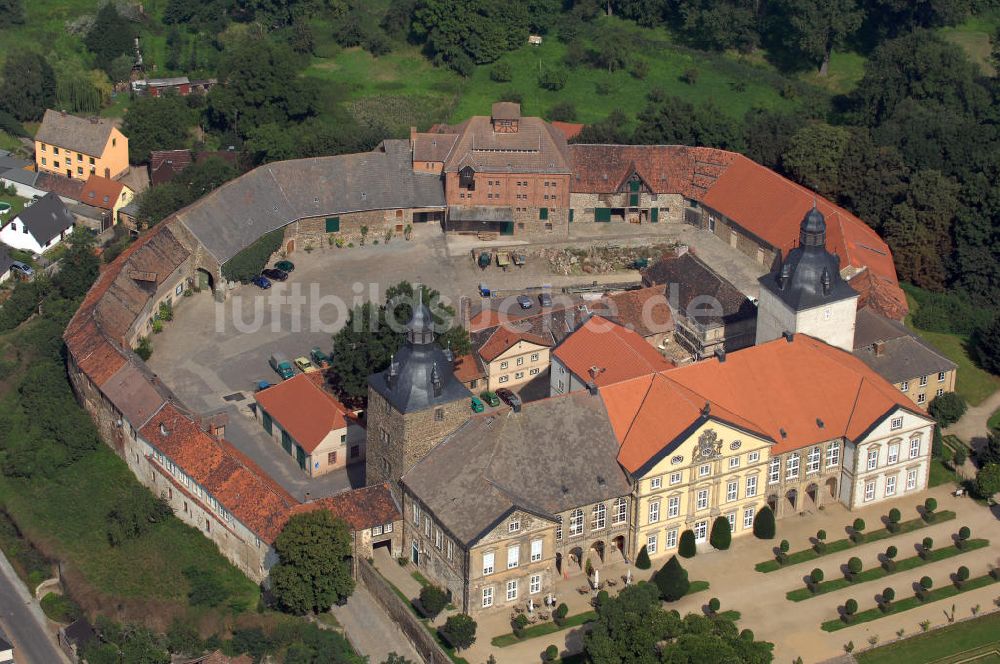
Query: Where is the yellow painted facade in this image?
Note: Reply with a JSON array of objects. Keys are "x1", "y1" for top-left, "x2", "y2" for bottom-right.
[
  {"x1": 631, "y1": 418, "x2": 772, "y2": 561},
  {"x1": 486, "y1": 340, "x2": 550, "y2": 391},
  {"x1": 35, "y1": 126, "x2": 129, "y2": 181},
  {"x1": 896, "y1": 368, "x2": 956, "y2": 408}
]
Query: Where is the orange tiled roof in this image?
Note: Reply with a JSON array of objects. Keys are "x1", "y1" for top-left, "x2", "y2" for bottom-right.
[
  {"x1": 452, "y1": 353, "x2": 485, "y2": 383},
  {"x1": 254, "y1": 373, "x2": 353, "y2": 454},
  {"x1": 288, "y1": 484, "x2": 400, "y2": 532},
  {"x1": 477, "y1": 324, "x2": 552, "y2": 363},
  {"x1": 569, "y1": 145, "x2": 736, "y2": 197},
  {"x1": 551, "y1": 121, "x2": 584, "y2": 141},
  {"x1": 601, "y1": 334, "x2": 929, "y2": 473},
  {"x1": 602, "y1": 286, "x2": 674, "y2": 338},
  {"x1": 553, "y1": 316, "x2": 672, "y2": 387},
  {"x1": 81, "y1": 175, "x2": 125, "y2": 211}
]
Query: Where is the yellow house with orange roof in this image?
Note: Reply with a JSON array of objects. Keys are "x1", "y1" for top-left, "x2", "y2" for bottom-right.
[{"x1": 34, "y1": 110, "x2": 129, "y2": 181}]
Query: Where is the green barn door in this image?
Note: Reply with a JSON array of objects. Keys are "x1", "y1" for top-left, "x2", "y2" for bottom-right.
[
  {"x1": 595, "y1": 208, "x2": 611, "y2": 222},
  {"x1": 295, "y1": 444, "x2": 306, "y2": 469},
  {"x1": 650, "y1": 207, "x2": 659, "y2": 223},
  {"x1": 500, "y1": 221, "x2": 514, "y2": 235},
  {"x1": 325, "y1": 216, "x2": 340, "y2": 232}
]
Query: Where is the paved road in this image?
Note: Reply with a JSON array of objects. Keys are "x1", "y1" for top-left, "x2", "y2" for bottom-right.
[
  {"x1": 0, "y1": 551, "x2": 69, "y2": 664},
  {"x1": 945, "y1": 388, "x2": 1000, "y2": 453},
  {"x1": 331, "y1": 585, "x2": 422, "y2": 664}
]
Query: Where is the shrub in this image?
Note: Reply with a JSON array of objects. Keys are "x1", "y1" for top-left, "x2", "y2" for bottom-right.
[
  {"x1": 135, "y1": 336, "x2": 153, "y2": 360},
  {"x1": 630, "y1": 59, "x2": 649, "y2": 79},
  {"x1": 753, "y1": 506, "x2": 776, "y2": 539},
  {"x1": 635, "y1": 545, "x2": 651, "y2": 570},
  {"x1": 538, "y1": 67, "x2": 568, "y2": 91},
  {"x1": 887, "y1": 508, "x2": 901, "y2": 532},
  {"x1": 653, "y1": 555, "x2": 690, "y2": 602},
  {"x1": 954, "y1": 447, "x2": 967, "y2": 466},
  {"x1": 708, "y1": 597, "x2": 720, "y2": 613},
  {"x1": 811, "y1": 568, "x2": 825, "y2": 585},
  {"x1": 419, "y1": 585, "x2": 448, "y2": 619},
  {"x1": 957, "y1": 526, "x2": 971, "y2": 549},
  {"x1": 919, "y1": 576, "x2": 933, "y2": 598},
  {"x1": 709, "y1": 516, "x2": 731, "y2": 550},
  {"x1": 851, "y1": 518, "x2": 866, "y2": 542},
  {"x1": 881, "y1": 587, "x2": 895, "y2": 610},
  {"x1": 512, "y1": 613, "x2": 529, "y2": 636},
  {"x1": 554, "y1": 603, "x2": 568, "y2": 626},
  {"x1": 844, "y1": 598, "x2": 858, "y2": 621},
  {"x1": 440, "y1": 614, "x2": 477, "y2": 651},
  {"x1": 544, "y1": 644, "x2": 559, "y2": 662},
  {"x1": 777, "y1": 539, "x2": 790, "y2": 563},
  {"x1": 548, "y1": 101, "x2": 577, "y2": 122},
  {"x1": 922, "y1": 537, "x2": 934, "y2": 556},
  {"x1": 106, "y1": 487, "x2": 172, "y2": 546},
  {"x1": 847, "y1": 557, "x2": 863, "y2": 579},
  {"x1": 183, "y1": 566, "x2": 228, "y2": 607},
  {"x1": 884, "y1": 545, "x2": 898, "y2": 571},
  {"x1": 678, "y1": 529, "x2": 697, "y2": 558},
  {"x1": 814, "y1": 529, "x2": 827, "y2": 553},
  {"x1": 489, "y1": 62, "x2": 512, "y2": 82},
  {"x1": 222, "y1": 229, "x2": 283, "y2": 283},
  {"x1": 975, "y1": 464, "x2": 1000, "y2": 498},
  {"x1": 956, "y1": 565, "x2": 970, "y2": 587},
  {"x1": 923, "y1": 498, "x2": 937, "y2": 522},
  {"x1": 681, "y1": 67, "x2": 699, "y2": 84},
  {"x1": 928, "y1": 392, "x2": 967, "y2": 427}
]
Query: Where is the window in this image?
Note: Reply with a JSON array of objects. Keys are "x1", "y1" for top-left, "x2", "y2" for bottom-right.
[
  {"x1": 936, "y1": 388, "x2": 944, "y2": 397},
  {"x1": 647, "y1": 501, "x2": 660, "y2": 524},
  {"x1": 515, "y1": 371, "x2": 524, "y2": 380},
  {"x1": 556, "y1": 525, "x2": 562, "y2": 541},
  {"x1": 646, "y1": 534, "x2": 658, "y2": 555},
  {"x1": 807, "y1": 447, "x2": 821, "y2": 473},
  {"x1": 530, "y1": 574, "x2": 541, "y2": 594},
  {"x1": 569, "y1": 508, "x2": 583, "y2": 536},
  {"x1": 727, "y1": 512, "x2": 737, "y2": 531},
  {"x1": 748, "y1": 451, "x2": 760, "y2": 463},
  {"x1": 447, "y1": 540, "x2": 454, "y2": 560},
  {"x1": 667, "y1": 495, "x2": 680, "y2": 518},
  {"x1": 507, "y1": 545, "x2": 519, "y2": 569},
  {"x1": 327, "y1": 451, "x2": 337, "y2": 465},
  {"x1": 743, "y1": 506, "x2": 755, "y2": 529},
  {"x1": 53, "y1": 147, "x2": 59, "y2": 154},
  {"x1": 592, "y1": 503, "x2": 606, "y2": 530},
  {"x1": 89, "y1": 156, "x2": 94, "y2": 165},
  {"x1": 885, "y1": 475, "x2": 897, "y2": 496},
  {"x1": 500, "y1": 361, "x2": 508, "y2": 369},
  {"x1": 498, "y1": 375, "x2": 509, "y2": 384},
  {"x1": 699, "y1": 464, "x2": 711, "y2": 477},
  {"x1": 435, "y1": 407, "x2": 444, "y2": 421},
  {"x1": 41, "y1": 144, "x2": 46, "y2": 152},
  {"x1": 695, "y1": 489, "x2": 709, "y2": 510},
  {"x1": 371, "y1": 524, "x2": 383, "y2": 537},
  {"x1": 900, "y1": 381, "x2": 909, "y2": 391},
  {"x1": 669, "y1": 472, "x2": 682, "y2": 485},
  {"x1": 887, "y1": 443, "x2": 899, "y2": 465},
  {"x1": 909, "y1": 437, "x2": 921, "y2": 459},
  {"x1": 435, "y1": 529, "x2": 443, "y2": 550},
  {"x1": 508, "y1": 518, "x2": 520, "y2": 533},
  {"x1": 785, "y1": 453, "x2": 800, "y2": 479},
  {"x1": 412, "y1": 504, "x2": 420, "y2": 525},
  {"x1": 483, "y1": 552, "x2": 495, "y2": 575},
  {"x1": 612, "y1": 497, "x2": 627, "y2": 524},
  {"x1": 729, "y1": 456, "x2": 740, "y2": 469},
  {"x1": 891, "y1": 416, "x2": 903, "y2": 430},
  {"x1": 726, "y1": 480, "x2": 738, "y2": 502},
  {"x1": 650, "y1": 476, "x2": 662, "y2": 490},
  {"x1": 530, "y1": 539, "x2": 542, "y2": 562},
  {"x1": 385, "y1": 522, "x2": 393, "y2": 533},
  {"x1": 906, "y1": 468, "x2": 918, "y2": 490},
  {"x1": 175, "y1": 283, "x2": 184, "y2": 296},
  {"x1": 516, "y1": 356, "x2": 524, "y2": 366},
  {"x1": 482, "y1": 587, "x2": 493, "y2": 607},
  {"x1": 938, "y1": 371, "x2": 946, "y2": 382},
  {"x1": 768, "y1": 458, "x2": 780, "y2": 484},
  {"x1": 694, "y1": 520, "x2": 707, "y2": 541},
  {"x1": 529, "y1": 368, "x2": 539, "y2": 376},
  {"x1": 76, "y1": 166, "x2": 83, "y2": 175},
  {"x1": 826, "y1": 441, "x2": 840, "y2": 467},
  {"x1": 666, "y1": 528, "x2": 678, "y2": 548},
  {"x1": 530, "y1": 353, "x2": 539, "y2": 361},
  {"x1": 864, "y1": 480, "x2": 876, "y2": 502},
  {"x1": 745, "y1": 475, "x2": 758, "y2": 497},
  {"x1": 867, "y1": 448, "x2": 879, "y2": 470},
  {"x1": 919, "y1": 375, "x2": 928, "y2": 386},
  {"x1": 424, "y1": 518, "x2": 431, "y2": 537},
  {"x1": 41, "y1": 158, "x2": 46, "y2": 166},
  {"x1": 506, "y1": 579, "x2": 518, "y2": 601},
  {"x1": 917, "y1": 393, "x2": 926, "y2": 404}
]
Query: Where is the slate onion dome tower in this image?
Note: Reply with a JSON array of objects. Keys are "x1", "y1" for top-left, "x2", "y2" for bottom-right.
[
  {"x1": 365, "y1": 290, "x2": 472, "y2": 488},
  {"x1": 755, "y1": 206, "x2": 859, "y2": 351}
]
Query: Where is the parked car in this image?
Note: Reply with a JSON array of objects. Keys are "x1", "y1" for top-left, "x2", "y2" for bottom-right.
[
  {"x1": 262, "y1": 268, "x2": 288, "y2": 281},
  {"x1": 275, "y1": 260, "x2": 295, "y2": 272},
  {"x1": 269, "y1": 353, "x2": 295, "y2": 380},
  {"x1": 496, "y1": 388, "x2": 521, "y2": 409},
  {"x1": 516, "y1": 294, "x2": 533, "y2": 310},
  {"x1": 480, "y1": 391, "x2": 500, "y2": 407},
  {"x1": 255, "y1": 380, "x2": 273, "y2": 392},
  {"x1": 310, "y1": 347, "x2": 331, "y2": 368},
  {"x1": 538, "y1": 292, "x2": 553, "y2": 307},
  {"x1": 471, "y1": 396, "x2": 485, "y2": 413},
  {"x1": 294, "y1": 356, "x2": 318, "y2": 373},
  {"x1": 251, "y1": 275, "x2": 272, "y2": 289},
  {"x1": 9, "y1": 261, "x2": 34, "y2": 280}
]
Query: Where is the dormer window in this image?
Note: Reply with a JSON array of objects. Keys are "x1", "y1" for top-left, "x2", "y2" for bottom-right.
[
  {"x1": 459, "y1": 166, "x2": 475, "y2": 189},
  {"x1": 508, "y1": 518, "x2": 520, "y2": 533}
]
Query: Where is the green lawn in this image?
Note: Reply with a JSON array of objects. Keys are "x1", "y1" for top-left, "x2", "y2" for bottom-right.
[
  {"x1": 799, "y1": 49, "x2": 867, "y2": 95},
  {"x1": 929, "y1": 458, "x2": 959, "y2": 488},
  {"x1": 988, "y1": 408, "x2": 1000, "y2": 431},
  {"x1": 0, "y1": 192, "x2": 29, "y2": 226},
  {"x1": 857, "y1": 611, "x2": 1000, "y2": 664},
  {"x1": 941, "y1": 10, "x2": 999, "y2": 76},
  {"x1": 907, "y1": 328, "x2": 1000, "y2": 406}
]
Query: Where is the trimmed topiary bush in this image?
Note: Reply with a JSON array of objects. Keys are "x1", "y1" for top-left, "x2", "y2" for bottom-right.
[
  {"x1": 678, "y1": 529, "x2": 697, "y2": 558},
  {"x1": 880, "y1": 587, "x2": 895, "y2": 611},
  {"x1": 753, "y1": 506, "x2": 776, "y2": 539},
  {"x1": 653, "y1": 555, "x2": 690, "y2": 602},
  {"x1": 777, "y1": 539, "x2": 789, "y2": 564},
  {"x1": 921, "y1": 537, "x2": 934, "y2": 559},
  {"x1": 709, "y1": 516, "x2": 731, "y2": 551},
  {"x1": 814, "y1": 529, "x2": 827, "y2": 553},
  {"x1": 851, "y1": 518, "x2": 866, "y2": 543},
  {"x1": 884, "y1": 545, "x2": 898, "y2": 571},
  {"x1": 440, "y1": 614, "x2": 477, "y2": 651},
  {"x1": 708, "y1": 597, "x2": 721, "y2": 614},
  {"x1": 554, "y1": 603, "x2": 568, "y2": 626},
  {"x1": 419, "y1": 585, "x2": 448, "y2": 619},
  {"x1": 923, "y1": 498, "x2": 937, "y2": 522},
  {"x1": 956, "y1": 566, "x2": 970, "y2": 588},
  {"x1": 544, "y1": 644, "x2": 559, "y2": 662},
  {"x1": 919, "y1": 576, "x2": 933, "y2": 599},
  {"x1": 957, "y1": 526, "x2": 971, "y2": 549},
  {"x1": 635, "y1": 545, "x2": 651, "y2": 570},
  {"x1": 887, "y1": 508, "x2": 902, "y2": 532},
  {"x1": 847, "y1": 557, "x2": 863, "y2": 580},
  {"x1": 844, "y1": 598, "x2": 858, "y2": 622}
]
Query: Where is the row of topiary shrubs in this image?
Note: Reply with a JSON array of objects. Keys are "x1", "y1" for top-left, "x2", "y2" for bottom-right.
[
  {"x1": 635, "y1": 514, "x2": 743, "y2": 568},
  {"x1": 840, "y1": 564, "x2": 980, "y2": 623}
]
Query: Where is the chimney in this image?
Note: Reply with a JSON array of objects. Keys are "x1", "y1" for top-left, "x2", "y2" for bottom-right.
[
  {"x1": 588, "y1": 366, "x2": 604, "y2": 380},
  {"x1": 714, "y1": 347, "x2": 726, "y2": 363},
  {"x1": 782, "y1": 331, "x2": 794, "y2": 343},
  {"x1": 873, "y1": 341, "x2": 885, "y2": 357},
  {"x1": 701, "y1": 401, "x2": 711, "y2": 417},
  {"x1": 816, "y1": 418, "x2": 825, "y2": 429}
]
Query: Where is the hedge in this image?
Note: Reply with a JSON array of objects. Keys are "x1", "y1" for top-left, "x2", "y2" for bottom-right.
[{"x1": 221, "y1": 229, "x2": 284, "y2": 283}]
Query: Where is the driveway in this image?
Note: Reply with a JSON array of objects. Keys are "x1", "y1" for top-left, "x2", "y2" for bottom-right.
[
  {"x1": 331, "y1": 584, "x2": 422, "y2": 664},
  {"x1": 0, "y1": 551, "x2": 70, "y2": 664},
  {"x1": 945, "y1": 388, "x2": 1000, "y2": 455}
]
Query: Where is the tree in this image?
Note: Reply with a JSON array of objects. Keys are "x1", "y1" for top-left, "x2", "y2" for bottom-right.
[
  {"x1": 675, "y1": 0, "x2": 760, "y2": 53},
  {"x1": 121, "y1": 95, "x2": 196, "y2": 164},
  {"x1": 544, "y1": 644, "x2": 559, "y2": 661},
  {"x1": 844, "y1": 598, "x2": 858, "y2": 620},
  {"x1": 548, "y1": 102, "x2": 577, "y2": 122},
  {"x1": 221, "y1": 229, "x2": 283, "y2": 283},
  {"x1": 0, "y1": 51, "x2": 56, "y2": 121},
  {"x1": 653, "y1": 555, "x2": 691, "y2": 601},
  {"x1": 955, "y1": 565, "x2": 970, "y2": 587},
  {"x1": 810, "y1": 568, "x2": 824, "y2": 587},
  {"x1": 591, "y1": 31, "x2": 631, "y2": 72},
  {"x1": 851, "y1": 518, "x2": 866, "y2": 543},
  {"x1": 753, "y1": 505, "x2": 776, "y2": 539},
  {"x1": 921, "y1": 537, "x2": 934, "y2": 558},
  {"x1": 635, "y1": 544, "x2": 651, "y2": 570},
  {"x1": 919, "y1": 575, "x2": 933, "y2": 597},
  {"x1": 678, "y1": 529, "x2": 697, "y2": 558},
  {"x1": 769, "y1": 0, "x2": 863, "y2": 75},
  {"x1": 553, "y1": 602, "x2": 568, "y2": 626},
  {"x1": 178, "y1": 156, "x2": 238, "y2": 200},
  {"x1": 634, "y1": 96, "x2": 742, "y2": 150},
  {"x1": 419, "y1": 585, "x2": 447, "y2": 619},
  {"x1": 136, "y1": 182, "x2": 192, "y2": 228},
  {"x1": 85, "y1": 4, "x2": 136, "y2": 76},
  {"x1": 440, "y1": 614, "x2": 476, "y2": 651},
  {"x1": 382, "y1": 654, "x2": 417, "y2": 664},
  {"x1": 709, "y1": 516, "x2": 731, "y2": 550},
  {"x1": 742, "y1": 108, "x2": 806, "y2": 170},
  {"x1": 979, "y1": 429, "x2": 1000, "y2": 467},
  {"x1": 0, "y1": 0, "x2": 25, "y2": 27},
  {"x1": 782, "y1": 123, "x2": 852, "y2": 199},
  {"x1": 269, "y1": 511, "x2": 355, "y2": 615},
  {"x1": 412, "y1": 0, "x2": 529, "y2": 70},
  {"x1": 847, "y1": 557, "x2": 863, "y2": 579},
  {"x1": 974, "y1": 316, "x2": 1000, "y2": 374},
  {"x1": 538, "y1": 66, "x2": 568, "y2": 91},
  {"x1": 881, "y1": 587, "x2": 895, "y2": 607},
  {"x1": 56, "y1": 228, "x2": 100, "y2": 300},
  {"x1": 707, "y1": 597, "x2": 721, "y2": 614},
  {"x1": 887, "y1": 508, "x2": 901, "y2": 532},
  {"x1": 976, "y1": 463, "x2": 1000, "y2": 499}
]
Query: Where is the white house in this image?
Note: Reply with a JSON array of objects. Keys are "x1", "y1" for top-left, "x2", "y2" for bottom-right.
[{"x1": 0, "y1": 192, "x2": 75, "y2": 254}]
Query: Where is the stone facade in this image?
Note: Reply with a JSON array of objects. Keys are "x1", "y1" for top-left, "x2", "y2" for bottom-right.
[
  {"x1": 896, "y1": 369, "x2": 956, "y2": 408},
  {"x1": 701, "y1": 205, "x2": 780, "y2": 268},
  {"x1": 552, "y1": 497, "x2": 631, "y2": 578},
  {"x1": 567, "y1": 192, "x2": 686, "y2": 226},
  {"x1": 281, "y1": 208, "x2": 444, "y2": 253}
]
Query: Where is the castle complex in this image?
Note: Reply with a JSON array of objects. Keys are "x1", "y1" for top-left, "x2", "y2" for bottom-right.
[{"x1": 64, "y1": 103, "x2": 927, "y2": 605}]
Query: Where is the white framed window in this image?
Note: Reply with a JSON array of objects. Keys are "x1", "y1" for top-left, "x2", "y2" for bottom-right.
[
  {"x1": 650, "y1": 476, "x2": 662, "y2": 490},
  {"x1": 506, "y1": 579, "x2": 518, "y2": 601},
  {"x1": 726, "y1": 480, "x2": 738, "y2": 502},
  {"x1": 175, "y1": 283, "x2": 183, "y2": 296},
  {"x1": 938, "y1": 371, "x2": 946, "y2": 382},
  {"x1": 695, "y1": 489, "x2": 709, "y2": 510},
  {"x1": 699, "y1": 464, "x2": 711, "y2": 477},
  {"x1": 768, "y1": 458, "x2": 780, "y2": 484},
  {"x1": 748, "y1": 450, "x2": 760, "y2": 463},
  {"x1": 482, "y1": 587, "x2": 493, "y2": 607},
  {"x1": 909, "y1": 438, "x2": 921, "y2": 458},
  {"x1": 936, "y1": 388, "x2": 944, "y2": 397},
  {"x1": 556, "y1": 525, "x2": 562, "y2": 541},
  {"x1": 516, "y1": 356, "x2": 524, "y2": 366},
  {"x1": 729, "y1": 456, "x2": 740, "y2": 469},
  {"x1": 515, "y1": 371, "x2": 524, "y2": 380},
  {"x1": 498, "y1": 375, "x2": 508, "y2": 383},
  {"x1": 807, "y1": 447, "x2": 821, "y2": 473},
  {"x1": 887, "y1": 443, "x2": 899, "y2": 465},
  {"x1": 885, "y1": 475, "x2": 897, "y2": 496},
  {"x1": 612, "y1": 497, "x2": 627, "y2": 524},
  {"x1": 826, "y1": 441, "x2": 840, "y2": 467},
  {"x1": 890, "y1": 416, "x2": 903, "y2": 430},
  {"x1": 917, "y1": 393, "x2": 926, "y2": 404},
  {"x1": 665, "y1": 528, "x2": 678, "y2": 548},
  {"x1": 900, "y1": 381, "x2": 909, "y2": 391},
  {"x1": 500, "y1": 361, "x2": 508, "y2": 369},
  {"x1": 447, "y1": 540, "x2": 454, "y2": 560},
  {"x1": 508, "y1": 518, "x2": 520, "y2": 533},
  {"x1": 669, "y1": 472, "x2": 682, "y2": 485},
  {"x1": 864, "y1": 480, "x2": 876, "y2": 502},
  {"x1": 530, "y1": 353, "x2": 539, "y2": 361},
  {"x1": 424, "y1": 518, "x2": 431, "y2": 537},
  {"x1": 592, "y1": 503, "x2": 606, "y2": 530},
  {"x1": 648, "y1": 501, "x2": 660, "y2": 524},
  {"x1": 385, "y1": 522, "x2": 393, "y2": 533},
  {"x1": 743, "y1": 506, "x2": 755, "y2": 529},
  {"x1": 726, "y1": 511, "x2": 736, "y2": 531},
  {"x1": 694, "y1": 520, "x2": 707, "y2": 541},
  {"x1": 667, "y1": 494, "x2": 680, "y2": 518},
  {"x1": 529, "y1": 368, "x2": 539, "y2": 376},
  {"x1": 530, "y1": 539, "x2": 542, "y2": 562},
  {"x1": 786, "y1": 453, "x2": 800, "y2": 479},
  {"x1": 435, "y1": 529, "x2": 443, "y2": 549},
  {"x1": 507, "y1": 545, "x2": 519, "y2": 569},
  {"x1": 919, "y1": 375, "x2": 928, "y2": 386},
  {"x1": 745, "y1": 475, "x2": 758, "y2": 498},
  {"x1": 530, "y1": 574, "x2": 541, "y2": 594},
  {"x1": 867, "y1": 448, "x2": 879, "y2": 470},
  {"x1": 569, "y1": 508, "x2": 583, "y2": 536},
  {"x1": 483, "y1": 552, "x2": 495, "y2": 575},
  {"x1": 412, "y1": 504, "x2": 420, "y2": 524},
  {"x1": 906, "y1": 468, "x2": 918, "y2": 490},
  {"x1": 646, "y1": 533, "x2": 658, "y2": 554}
]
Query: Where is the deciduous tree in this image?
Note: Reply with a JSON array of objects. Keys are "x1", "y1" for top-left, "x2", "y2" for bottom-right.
[
  {"x1": 0, "y1": 51, "x2": 56, "y2": 121},
  {"x1": 270, "y1": 511, "x2": 355, "y2": 615}
]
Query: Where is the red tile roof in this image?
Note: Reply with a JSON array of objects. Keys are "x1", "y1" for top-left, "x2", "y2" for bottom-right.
[
  {"x1": 81, "y1": 175, "x2": 125, "y2": 211},
  {"x1": 551, "y1": 121, "x2": 585, "y2": 141},
  {"x1": 553, "y1": 315, "x2": 672, "y2": 387},
  {"x1": 254, "y1": 374, "x2": 354, "y2": 454},
  {"x1": 569, "y1": 145, "x2": 736, "y2": 197},
  {"x1": 289, "y1": 484, "x2": 400, "y2": 532},
  {"x1": 477, "y1": 324, "x2": 553, "y2": 362},
  {"x1": 452, "y1": 353, "x2": 485, "y2": 383},
  {"x1": 36, "y1": 172, "x2": 85, "y2": 201},
  {"x1": 601, "y1": 334, "x2": 929, "y2": 473},
  {"x1": 601, "y1": 286, "x2": 674, "y2": 338}
]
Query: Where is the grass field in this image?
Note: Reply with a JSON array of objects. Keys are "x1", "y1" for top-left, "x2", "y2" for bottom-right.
[
  {"x1": 941, "y1": 10, "x2": 999, "y2": 76},
  {"x1": 0, "y1": 192, "x2": 28, "y2": 225},
  {"x1": 858, "y1": 612, "x2": 1000, "y2": 664},
  {"x1": 988, "y1": 409, "x2": 1000, "y2": 430}
]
